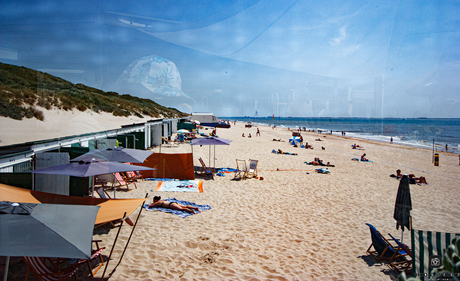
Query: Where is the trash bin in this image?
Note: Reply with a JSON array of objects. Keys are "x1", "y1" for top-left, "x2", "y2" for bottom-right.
[{"x1": 434, "y1": 153, "x2": 439, "y2": 166}]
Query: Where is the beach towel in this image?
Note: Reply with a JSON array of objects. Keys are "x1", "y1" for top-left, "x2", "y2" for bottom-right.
[
  {"x1": 315, "y1": 168, "x2": 330, "y2": 174},
  {"x1": 154, "y1": 180, "x2": 204, "y2": 193},
  {"x1": 215, "y1": 167, "x2": 238, "y2": 173},
  {"x1": 143, "y1": 198, "x2": 211, "y2": 218}
]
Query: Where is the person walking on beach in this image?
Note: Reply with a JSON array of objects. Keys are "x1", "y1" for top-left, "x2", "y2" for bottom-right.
[
  {"x1": 390, "y1": 137, "x2": 393, "y2": 144},
  {"x1": 256, "y1": 128, "x2": 260, "y2": 136},
  {"x1": 149, "y1": 196, "x2": 201, "y2": 214}
]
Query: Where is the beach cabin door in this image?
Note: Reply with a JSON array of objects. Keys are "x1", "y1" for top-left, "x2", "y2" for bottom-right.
[{"x1": 34, "y1": 152, "x2": 70, "y2": 195}]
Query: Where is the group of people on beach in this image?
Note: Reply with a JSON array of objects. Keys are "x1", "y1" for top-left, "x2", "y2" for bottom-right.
[
  {"x1": 242, "y1": 128, "x2": 260, "y2": 138},
  {"x1": 390, "y1": 169, "x2": 427, "y2": 184},
  {"x1": 305, "y1": 157, "x2": 335, "y2": 167}
]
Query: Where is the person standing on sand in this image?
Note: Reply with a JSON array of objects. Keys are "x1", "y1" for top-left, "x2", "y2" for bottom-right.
[
  {"x1": 390, "y1": 137, "x2": 393, "y2": 144},
  {"x1": 256, "y1": 128, "x2": 260, "y2": 136}
]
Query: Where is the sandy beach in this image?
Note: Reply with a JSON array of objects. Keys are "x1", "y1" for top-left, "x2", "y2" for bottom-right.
[{"x1": 2, "y1": 115, "x2": 460, "y2": 280}]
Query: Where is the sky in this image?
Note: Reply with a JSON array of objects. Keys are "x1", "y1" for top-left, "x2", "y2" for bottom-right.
[{"x1": 1, "y1": 0, "x2": 459, "y2": 118}]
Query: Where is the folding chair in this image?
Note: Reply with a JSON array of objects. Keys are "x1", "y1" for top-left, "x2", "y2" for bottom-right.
[
  {"x1": 246, "y1": 159, "x2": 259, "y2": 178},
  {"x1": 234, "y1": 159, "x2": 248, "y2": 180},
  {"x1": 365, "y1": 223, "x2": 404, "y2": 261},
  {"x1": 112, "y1": 172, "x2": 136, "y2": 190},
  {"x1": 77, "y1": 240, "x2": 105, "y2": 277},
  {"x1": 22, "y1": 256, "x2": 81, "y2": 281},
  {"x1": 123, "y1": 162, "x2": 144, "y2": 181},
  {"x1": 387, "y1": 233, "x2": 412, "y2": 274},
  {"x1": 197, "y1": 157, "x2": 214, "y2": 179}
]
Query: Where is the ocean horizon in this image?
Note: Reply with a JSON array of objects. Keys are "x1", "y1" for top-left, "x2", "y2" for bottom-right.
[{"x1": 222, "y1": 117, "x2": 460, "y2": 154}]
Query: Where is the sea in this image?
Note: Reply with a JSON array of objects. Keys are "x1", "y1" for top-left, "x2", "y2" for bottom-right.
[{"x1": 222, "y1": 117, "x2": 460, "y2": 154}]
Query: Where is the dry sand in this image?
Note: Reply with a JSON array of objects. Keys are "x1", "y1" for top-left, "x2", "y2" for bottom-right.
[
  {"x1": 2, "y1": 114, "x2": 460, "y2": 281},
  {"x1": 0, "y1": 109, "x2": 152, "y2": 146}
]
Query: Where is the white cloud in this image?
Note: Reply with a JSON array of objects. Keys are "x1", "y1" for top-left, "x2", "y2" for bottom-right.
[{"x1": 329, "y1": 26, "x2": 347, "y2": 46}]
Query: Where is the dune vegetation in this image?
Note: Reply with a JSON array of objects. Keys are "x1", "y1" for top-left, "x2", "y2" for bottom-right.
[{"x1": 0, "y1": 62, "x2": 188, "y2": 121}]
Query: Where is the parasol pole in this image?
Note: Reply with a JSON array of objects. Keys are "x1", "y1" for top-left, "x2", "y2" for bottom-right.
[
  {"x1": 91, "y1": 176, "x2": 95, "y2": 198},
  {"x1": 101, "y1": 212, "x2": 126, "y2": 281},
  {"x1": 115, "y1": 193, "x2": 148, "y2": 268},
  {"x1": 3, "y1": 256, "x2": 9, "y2": 281}
]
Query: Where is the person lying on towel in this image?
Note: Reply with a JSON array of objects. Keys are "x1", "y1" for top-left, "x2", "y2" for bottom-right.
[{"x1": 149, "y1": 196, "x2": 201, "y2": 214}]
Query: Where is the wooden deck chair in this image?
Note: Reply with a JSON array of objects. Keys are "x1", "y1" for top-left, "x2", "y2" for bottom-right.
[
  {"x1": 197, "y1": 157, "x2": 214, "y2": 179},
  {"x1": 77, "y1": 240, "x2": 105, "y2": 277},
  {"x1": 234, "y1": 159, "x2": 248, "y2": 180},
  {"x1": 365, "y1": 223, "x2": 403, "y2": 261},
  {"x1": 123, "y1": 162, "x2": 144, "y2": 181},
  {"x1": 22, "y1": 256, "x2": 81, "y2": 281},
  {"x1": 387, "y1": 233, "x2": 412, "y2": 274},
  {"x1": 112, "y1": 172, "x2": 136, "y2": 190},
  {"x1": 246, "y1": 159, "x2": 259, "y2": 178}
]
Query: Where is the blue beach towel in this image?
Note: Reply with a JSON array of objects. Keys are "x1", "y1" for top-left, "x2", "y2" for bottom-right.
[
  {"x1": 143, "y1": 198, "x2": 211, "y2": 218},
  {"x1": 315, "y1": 168, "x2": 330, "y2": 174}
]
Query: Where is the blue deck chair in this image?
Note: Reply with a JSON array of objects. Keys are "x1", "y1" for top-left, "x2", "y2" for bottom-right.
[
  {"x1": 387, "y1": 233, "x2": 412, "y2": 274},
  {"x1": 365, "y1": 223, "x2": 402, "y2": 261}
]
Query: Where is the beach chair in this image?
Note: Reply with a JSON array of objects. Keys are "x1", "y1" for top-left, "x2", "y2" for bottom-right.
[
  {"x1": 112, "y1": 172, "x2": 136, "y2": 190},
  {"x1": 22, "y1": 256, "x2": 81, "y2": 281},
  {"x1": 246, "y1": 159, "x2": 259, "y2": 178},
  {"x1": 77, "y1": 240, "x2": 105, "y2": 277},
  {"x1": 365, "y1": 223, "x2": 403, "y2": 262},
  {"x1": 197, "y1": 157, "x2": 214, "y2": 179},
  {"x1": 234, "y1": 159, "x2": 248, "y2": 180},
  {"x1": 123, "y1": 162, "x2": 144, "y2": 181},
  {"x1": 387, "y1": 233, "x2": 412, "y2": 274}
]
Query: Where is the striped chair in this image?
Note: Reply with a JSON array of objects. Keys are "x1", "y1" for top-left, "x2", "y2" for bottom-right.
[
  {"x1": 123, "y1": 162, "x2": 144, "y2": 181},
  {"x1": 112, "y1": 172, "x2": 136, "y2": 190},
  {"x1": 22, "y1": 256, "x2": 80, "y2": 281},
  {"x1": 78, "y1": 240, "x2": 105, "y2": 277}
]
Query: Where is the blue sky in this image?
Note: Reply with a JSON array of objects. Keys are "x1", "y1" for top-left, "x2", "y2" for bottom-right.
[{"x1": 1, "y1": 0, "x2": 459, "y2": 117}]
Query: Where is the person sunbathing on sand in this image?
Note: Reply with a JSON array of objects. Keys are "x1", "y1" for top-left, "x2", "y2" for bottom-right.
[
  {"x1": 277, "y1": 149, "x2": 298, "y2": 156},
  {"x1": 149, "y1": 196, "x2": 201, "y2": 214},
  {"x1": 361, "y1": 153, "x2": 369, "y2": 161},
  {"x1": 408, "y1": 174, "x2": 427, "y2": 184}
]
